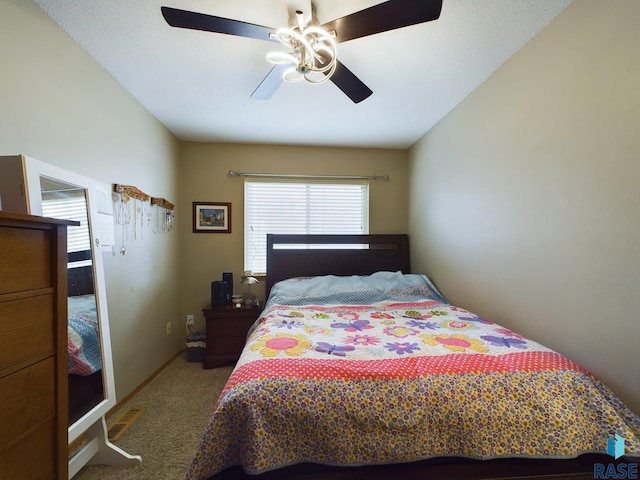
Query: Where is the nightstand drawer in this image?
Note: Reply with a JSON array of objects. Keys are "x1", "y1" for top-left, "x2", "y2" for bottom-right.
[
  {"x1": 202, "y1": 304, "x2": 261, "y2": 368},
  {"x1": 207, "y1": 333, "x2": 247, "y2": 359},
  {"x1": 207, "y1": 315, "x2": 256, "y2": 335}
]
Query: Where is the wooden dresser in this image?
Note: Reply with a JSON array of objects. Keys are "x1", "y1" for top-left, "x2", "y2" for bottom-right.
[{"x1": 0, "y1": 211, "x2": 76, "y2": 480}]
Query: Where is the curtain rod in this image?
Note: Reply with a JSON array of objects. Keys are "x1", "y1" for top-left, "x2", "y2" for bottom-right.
[{"x1": 228, "y1": 170, "x2": 390, "y2": 181}]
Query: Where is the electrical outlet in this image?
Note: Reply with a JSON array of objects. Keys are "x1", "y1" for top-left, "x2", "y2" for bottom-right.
[
  {"x1": 186, "y1": 314, "x2": 195, "y2": 327},
  {"x1": 166, "y1": 322, "x2": 172, "y2": 335}
]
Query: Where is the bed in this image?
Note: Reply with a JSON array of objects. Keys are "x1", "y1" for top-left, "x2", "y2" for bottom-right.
[{"x1": 187, "y1": 234, "x2": 640, "y2": 480}]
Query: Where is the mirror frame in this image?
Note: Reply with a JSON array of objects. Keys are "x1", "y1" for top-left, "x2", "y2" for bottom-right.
[{"x1": 19, "y1": 156, "x2": 117, "y2": 444}]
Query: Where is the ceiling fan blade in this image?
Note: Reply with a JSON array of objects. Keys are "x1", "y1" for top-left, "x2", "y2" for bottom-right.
[
  {"x1": 251, "y1": 65, "x2": 287, "y2": 100},
  {"x1": 161, "y1": 6, "x2": 277, "y2": 42},
  {"x1": 330, "y1": 61, "x2": 373, "y2": 104},
  {"x1": 322, "y1": 0, "x2": 443, "y2": 43}
]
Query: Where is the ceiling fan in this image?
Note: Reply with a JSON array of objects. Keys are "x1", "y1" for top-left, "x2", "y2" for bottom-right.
[{"x1": 161, "y1": 0, "x2": 442, "y2": 104}]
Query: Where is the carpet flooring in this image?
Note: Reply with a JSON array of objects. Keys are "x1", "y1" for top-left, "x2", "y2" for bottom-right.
[{"x1": 72, "y1": 352, "x2": 233, "y2": 480}]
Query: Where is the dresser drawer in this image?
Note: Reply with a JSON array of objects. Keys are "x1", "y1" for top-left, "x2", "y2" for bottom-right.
[
  {"x1": 0, "y1": 226, "x2": 51, "y2": 295},
  {"x1": 0, "y1": 295, "x2": 54, "y2": 373},
  {"x1": 0, "y1": 358, "x2": 55, "y2": 449},
  {"x1": 0, "y1": 417, "x2": 55, "y2": 480}
]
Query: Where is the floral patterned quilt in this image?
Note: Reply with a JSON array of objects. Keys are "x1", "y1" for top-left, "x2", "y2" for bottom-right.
[{"x1": 186, "y1": 275, "x2": 640, "y2": 479}]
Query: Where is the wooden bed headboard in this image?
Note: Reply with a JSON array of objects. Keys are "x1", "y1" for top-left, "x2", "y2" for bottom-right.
[
  {"x1": 265, "y1": 234, "x2": 410, "y2": 297},
  {"x1": 68, "y1": 250, "x2": 94, "y2": 297}
]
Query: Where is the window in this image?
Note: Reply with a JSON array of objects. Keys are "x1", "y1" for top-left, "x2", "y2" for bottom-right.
[{"x1": 244, "y1": 181, "x2": 369, "y2": 274}]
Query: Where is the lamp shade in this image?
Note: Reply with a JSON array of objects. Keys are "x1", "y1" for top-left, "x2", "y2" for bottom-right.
[{"x1": 241, "y1": 276, "x2": 258, "y2": 285}]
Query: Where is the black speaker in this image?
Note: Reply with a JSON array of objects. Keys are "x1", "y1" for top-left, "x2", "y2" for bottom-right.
[
  {"x1": 222, "y1": 272, "x2": 233, "y2": 303},
  {"x1": 211, "y1": 281, "x2": 227, "y2": 307}
]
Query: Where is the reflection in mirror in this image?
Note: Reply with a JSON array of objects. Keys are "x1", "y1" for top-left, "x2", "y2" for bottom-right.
[{"x1": 39, "y1": 176, "x2": 105, "y2": 426}]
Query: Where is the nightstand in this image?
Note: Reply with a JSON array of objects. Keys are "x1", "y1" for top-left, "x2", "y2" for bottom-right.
[{"x1": 201, "y1": 304, "x2": 261, "y2": 369}]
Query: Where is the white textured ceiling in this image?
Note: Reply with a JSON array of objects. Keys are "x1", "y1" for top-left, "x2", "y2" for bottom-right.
[{"x1": 34, "y1": 0, "x2": 572, "y2": 149}]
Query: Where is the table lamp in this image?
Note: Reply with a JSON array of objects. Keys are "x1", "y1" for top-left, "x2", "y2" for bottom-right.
[{"x1": 241, "y1": 274, "x2": 259, "y2": 307}]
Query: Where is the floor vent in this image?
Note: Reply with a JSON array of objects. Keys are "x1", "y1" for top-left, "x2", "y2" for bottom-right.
[{"x1": 107, "y1": 408, "x2": 144, "y2": 442}]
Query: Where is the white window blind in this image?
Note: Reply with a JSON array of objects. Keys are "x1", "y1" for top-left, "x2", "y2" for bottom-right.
[
  {"x1": 41, "y1": 190, "x2": 91, "y2": 255},
  {"x1": 244, "y1": 181, "x2": 369, "y2": 274}
]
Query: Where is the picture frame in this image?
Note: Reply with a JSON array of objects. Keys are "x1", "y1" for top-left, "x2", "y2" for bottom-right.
[{"x1": 193, "y1": 202, "x2": 231, "y2": 233}]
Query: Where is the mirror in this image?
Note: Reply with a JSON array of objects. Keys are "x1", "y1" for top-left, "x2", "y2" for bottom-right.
[
  {"x1": 0, "y1": 154, "x2": 140, "y2": 476},
  {"x1": 39, "y1": 176, "x2": 105, "y2": 426},
  {"x1": 0, "y1": 155, "x2": 115, "y2": 442}
]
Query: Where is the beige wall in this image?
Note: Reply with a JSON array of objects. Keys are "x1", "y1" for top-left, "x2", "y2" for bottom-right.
[
  {"x1": 179, "y1": 142, "x2": 408, "y2": 330},
  {"x1": 409, "y1": 0, "x2": 639, "y2": 413},
  {"x1": 0, "y1": 1, "x2": 182, "y2": 401}
]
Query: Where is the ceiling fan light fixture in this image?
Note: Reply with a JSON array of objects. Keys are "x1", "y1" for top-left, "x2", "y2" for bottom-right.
[
  {"x1": 265, "y1": 51, "x2": 299, "y2": 65},
  {"x1": 267, "y1": 19, "x2": 337, "y2": 85},
  {"x1": 162, "y1": 0, "x2": 443, "y2": 103}
]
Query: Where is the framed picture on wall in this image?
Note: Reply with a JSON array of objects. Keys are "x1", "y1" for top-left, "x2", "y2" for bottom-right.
[{"x1": 193, "y1": 202, "x2": 231, "y2": 233}]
